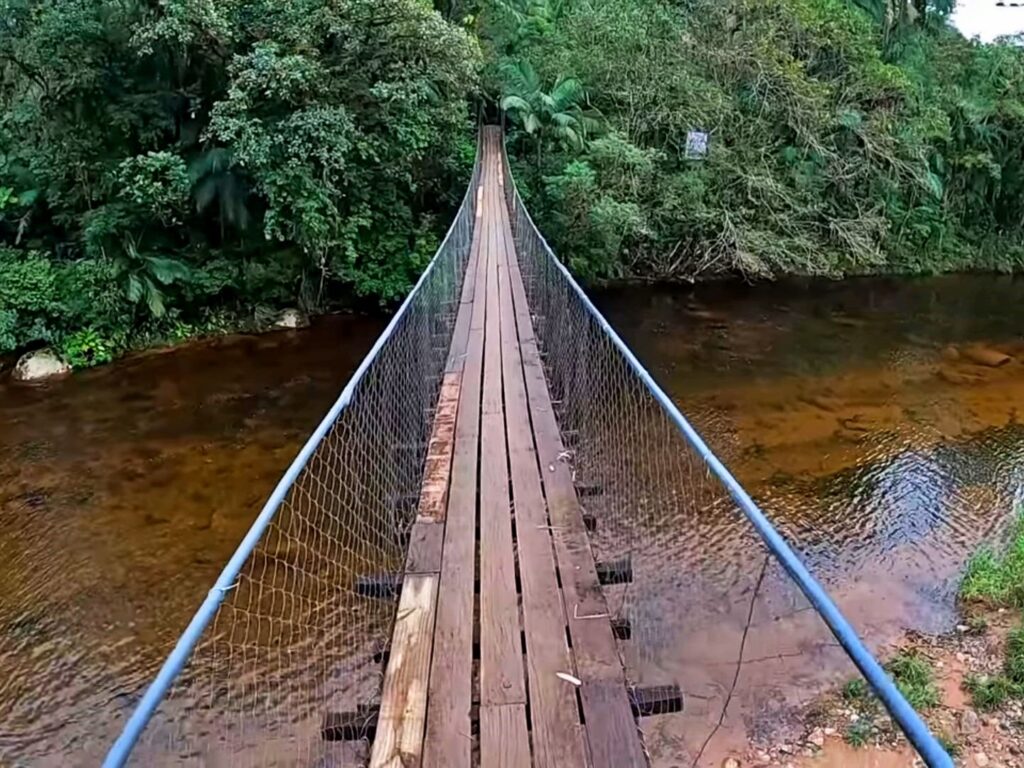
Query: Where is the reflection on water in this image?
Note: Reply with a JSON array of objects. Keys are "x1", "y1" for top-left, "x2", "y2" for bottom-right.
[
  {"x1": 3, "y1": 276, "x2": 1024, "y2": 766},
  {"x1": 0, "y1": 316, "x2": 380, "y2": 765},
  {"x1": 596, "y1": 276, "x2": 1024, "y2": 765}
]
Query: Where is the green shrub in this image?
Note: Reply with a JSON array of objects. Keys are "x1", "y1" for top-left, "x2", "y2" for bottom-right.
[
  {"x1": 964, "y1": 673, "x2": 1019, "y2": 712},
  {"x1": 960, "y1": 515, "x2": 1024, "y2": 608},
  {"x1": 0, "y1": 249, "x2": 132, "y2": 356},
  {"x1": 59, "y1": 329, "x2": 116, "y2": 369},
  {"x1": 842, "y1": 677, "x2": 869, "y2": 702},
  {"x1": 1005, "y1": 624, "x2": 1024, "y2": 685},
  {"x1": 885, "y1": 651, "x2": 940, "y2": 711},
  {"x1": 845, "y1": 718, "x2": 875, "y2": 748},
  {"x1": 0, "y1": 0, "x2": 480, "y2": 363}
]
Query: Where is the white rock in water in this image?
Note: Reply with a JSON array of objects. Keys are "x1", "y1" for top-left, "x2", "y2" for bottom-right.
[
  {"x1": 807, "y1": 727, "x2": 825, "y2": 748},
  {"x1": 274, "y1": 308, "x2": 309, "y2": 329},
  {"x1": 12, "y1": 348, "x2": 71, "y2": 381}
]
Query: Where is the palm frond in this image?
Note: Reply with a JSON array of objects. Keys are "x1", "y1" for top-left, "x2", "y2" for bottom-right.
[
  {"x1": 550, "y1": 111, "x2": 581, "y2": 129},
  {"x1": 552, "y1": 124, "x2": 583, "y2": 150},
  {"x1": 143, "y1": 276, "x2": 166, "y2": 317},
  {"x1": 500, "y1": 58, "x2": 541, "y2": 97},
  {"x1": 549, "y1": 77, "x2": 584, "y2": 111},
  {"x1": 126, "y1": 273, "x2": 144, "y2": 303},
  {"x1": 501, "y1": 94, "x2": 533, "y2": 114}
]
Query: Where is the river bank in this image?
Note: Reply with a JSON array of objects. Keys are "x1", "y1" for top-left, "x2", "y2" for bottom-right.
[{"x1": 723, "y1": 605, "x2": 1024, "y2": 768}]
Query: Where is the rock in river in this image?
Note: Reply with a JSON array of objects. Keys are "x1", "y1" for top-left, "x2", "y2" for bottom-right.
[
  {"x1": 962, "y1": 345, "x2": 1011, "y2": 367},
  {"x1": 273, "y1": 308, "x2": 310, "y2": 330},
  {"x1": 12, "y1": 348, "x2": 71, "y2": 382}
]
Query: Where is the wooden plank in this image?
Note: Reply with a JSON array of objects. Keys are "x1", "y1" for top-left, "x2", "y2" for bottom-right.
[
  {"x1": 479, "y1": 703, "x2": 531, "y2": 768},
  {"x1": 504, "y1": 197, "x2": 648, "y2": 768},
  {"x1": 494, "y1": 183, "x2": 588, "y2": 767},
  {"x1": 405, "y1": 521, "x2": 444, "y2": 575},
  {"x1": 446, "y1": 186, "x2": 483, "y2": 374},
  {"x1": 369, "y1": 574, "x2": 438, "y2": 768},
  {"x1": 422, "y1": 142, "x2": 492, "y2": 768},
  {"x1": 417, "y1": 372, "x2": 461, "y2": 523},
  {"x1": 479, "y1": 402, "x2": 523, "y2": 706},
  {"x1": 479, "y1": 151, "x2": 527, "y2": 709}
]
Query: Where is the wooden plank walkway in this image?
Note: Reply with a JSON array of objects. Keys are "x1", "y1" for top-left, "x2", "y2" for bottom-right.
[{"x1": 368, "y1": 127, "x2": 647, "y2": 768}]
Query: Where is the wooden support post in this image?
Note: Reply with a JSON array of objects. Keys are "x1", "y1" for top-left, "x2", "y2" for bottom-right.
[
  {"x1": 575, "y1": 483, "x2": 604, "y2": 498},
  {"x1": 323, "y1": 705, "x2": 381, "y2": 741},
  {"x1": 355, "y1": 573, "x2": 403, "y2": 599},
  {"x1": 610, "y1": 617, "x2": 631, "y2": 640},
  {"x1": 629, "y1": 684, "x2": 683, "y2": 717},
  {"x1": 595, "y1": 557, "x2": 632, "y2": 586}
]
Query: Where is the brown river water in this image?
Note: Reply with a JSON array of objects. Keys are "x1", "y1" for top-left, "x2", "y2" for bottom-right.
[{"x1": 2, "y1": 275, "x2": 1024, "y2": 766}]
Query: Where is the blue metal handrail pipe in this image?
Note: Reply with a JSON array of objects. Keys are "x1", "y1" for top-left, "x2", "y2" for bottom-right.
[
  {"x1": 500, "y1": 136, "x2": 953, "y2": 768},
  {"x1": 103, "y1": 133, "x2": 483, "y2": 768}
]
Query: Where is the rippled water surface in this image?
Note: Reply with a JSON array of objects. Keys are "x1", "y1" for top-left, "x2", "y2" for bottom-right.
[
  {"x1": 595, "y1": 276, "x2": 1024, "y2": 764},
  {"x1": 3, "y1": 276, "x2": 1024, "y2": 765},
  {"x1": 0, "y1": 317, "x2": 380, "y2": 765}
]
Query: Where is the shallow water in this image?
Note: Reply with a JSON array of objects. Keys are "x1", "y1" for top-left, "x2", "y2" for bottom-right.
[
  {"x1": 596, "y1": 275, "x2": 1024, "y2": 764},
  {"x1": 3, "y1": 276, "x2": 1024, "y2": 765},
  {"x1": 0, "y1": 317, "x2": 381, "y2": 765}
]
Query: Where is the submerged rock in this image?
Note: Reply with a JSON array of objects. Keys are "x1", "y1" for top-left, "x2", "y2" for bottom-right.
[
  {"x1": 962, "y1": 345, "x2": 1011, "y2": 367},
  {"x1": 273, "y1": 308, "x2": 310, "y2": 329},
  {"x1": 12, "y1": 348, "x2": 71, "y2": 382}
]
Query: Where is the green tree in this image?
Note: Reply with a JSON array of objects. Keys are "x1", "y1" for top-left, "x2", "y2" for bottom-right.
[
  {"x1": 0, "y1": 0, "x2": 481, "y2": 361},
  {"x1": 500, "y1": 59, "x2": 598, "y2": 165}
]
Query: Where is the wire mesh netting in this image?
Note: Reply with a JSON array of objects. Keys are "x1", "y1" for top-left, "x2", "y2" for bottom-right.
[
  {"x1": 502, "y1": 147, "x2": 865, "y2": 764},
  {"x1": 121, "y1": 142, "x2": 483, "y2": 767}
]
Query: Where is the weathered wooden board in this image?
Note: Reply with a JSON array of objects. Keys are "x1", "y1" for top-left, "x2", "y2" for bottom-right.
[
  {"x1": 479, "y1": 703, "x2": 531, "y2": 768},
  {"x1": 404, "y1": 521, "x2": 444, "y2": 575},
  {"x1": 505, "y1": 206, "x2": 649, "y2": 768},
  {"x1": 479, "y1": 172, "x2": 527, "y2": 709},
  {"x1": 416, "y1": 372, "x2": 461, "y2": 523},
  {"x1": 495, "y1": 174, "x2": 588, "y2": 767},
  {"x1": 369, "y1": 574, "x2": 438, "y2": 768},
  {"x1": 422, "y1": 136, "x2": 493, "y2": 768}
]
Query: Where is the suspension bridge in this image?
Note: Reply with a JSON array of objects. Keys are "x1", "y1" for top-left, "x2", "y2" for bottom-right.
[{"x1": 105, "y1": 128, "x2": 954, "y2": 767}]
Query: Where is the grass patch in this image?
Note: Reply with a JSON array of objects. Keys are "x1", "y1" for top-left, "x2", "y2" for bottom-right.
[
  {"x1": 885, "y1": 650, "x2": 940, "y2": 710},
  {"x1": 1005, "y1": 624, "x2": 1024, "y2": 684},
  {"x1": 960, "y1": 514, "x2": 1024, "y2": 608},
  {"x1": 958, "y1": 514, "x2": 1024, "y2": 712},
  {"x1": 966, "y1": 623, "x2": 1024, "y2": 710},
  {"x1": 844, "y1": 719, "x2": 875, "y2": 748},
  {"x1": 966, "y1": 614, "x2": 989, "y2": 635},
  {"x1": 842, "y1": 677, "x2": 868, "y2": 703},
  {"x1": 964, "y1": 673, "x2": 1018, "y2": 712}
]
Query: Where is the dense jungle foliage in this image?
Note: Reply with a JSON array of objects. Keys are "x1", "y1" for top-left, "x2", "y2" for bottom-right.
[
  {"x1": 0, "y1": 0, "x2": 479, "y2": 363},
  {"x1": 495, "y1": 0, "x2": 1024, "y2": 280},
  {"x1": 2, "y1": 0, "x2": 1023, "y2": 365}
]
